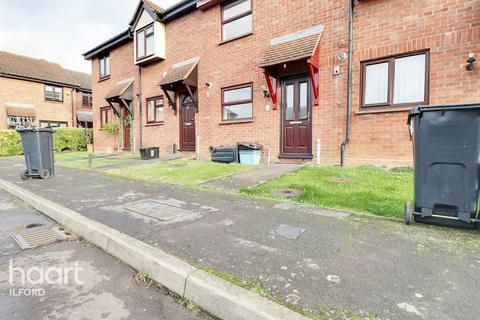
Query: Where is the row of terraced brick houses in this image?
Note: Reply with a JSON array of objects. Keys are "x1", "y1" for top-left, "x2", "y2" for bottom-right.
[{"x1": 83, "y1": 0, "x2": 479, "y2": 166}]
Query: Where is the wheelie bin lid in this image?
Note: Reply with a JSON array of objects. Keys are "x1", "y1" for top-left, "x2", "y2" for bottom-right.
[
  {"x1": 237, "y1": 142, "x2": 263, "y2": 150},
  {"x1": 16, "y1": 127, "x2": 54, "y2": 133},
  {"x1": 407, "y1": 103, "x2": 480, "y2": 125}
]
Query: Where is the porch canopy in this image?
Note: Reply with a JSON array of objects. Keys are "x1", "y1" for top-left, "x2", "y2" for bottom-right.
[
  {"x1": 159, "y1": 57, "x2": 199, "y2": 114},
  {"x1": 76, "y1": 111, "x2": 93, "y2": 123},
  {"x1": 105, "y1": 78, "x2": 134, "y2": 116},
  {"x1": 259, "y1": 25, "x2": 323, "y2": 109},
  {"x1": 6, "y1": 103, "x2": 35, "y2": 117}
]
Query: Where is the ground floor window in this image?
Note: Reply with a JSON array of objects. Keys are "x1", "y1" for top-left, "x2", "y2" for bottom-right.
[
  {"x1": 361, "y1": 50, "x2": 429, "y2": 108},
  {"x1": 39, "y1": 120, "x2": 68, "y2": 128},
  {"x1": 100, "y1": 106, "x2": 112, "y2": 128},
  {"x1": 221, "y1": 83, "x2": 253, "y2": 121},
  {"x1": 7, "y1": 116, "x2": 35, "y2": 128},
  {"x1": 146, "y1": 96, "x2": 164, "y2": 124},
  {"x1": 77, "y1": 121, "x2": 93, "y2": 129}
]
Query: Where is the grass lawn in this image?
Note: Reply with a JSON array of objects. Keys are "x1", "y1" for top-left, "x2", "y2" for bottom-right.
[
  {"x1": 54, "y1": 151, "x2": 90, "y2": 162},
  {"x1": 107, "y1": 158, "x2": 248, "y2": 185},
  {"x1": 57, "y1": 153, "x2": 139, "y2": 169},
  {"x1": 241, "y1": 165, "x2": 413, "y2": 219}
]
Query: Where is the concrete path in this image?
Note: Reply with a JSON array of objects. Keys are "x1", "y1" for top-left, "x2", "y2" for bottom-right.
[
  {"x1": 0, "y1": 190, "x2": 210, "y2": 320},
  {"x1": 204, "y1": 163, "x2": 304, "y2": 190},
  {"x1": 1, "y1": 156, "x2": 479, "y2": 320}
]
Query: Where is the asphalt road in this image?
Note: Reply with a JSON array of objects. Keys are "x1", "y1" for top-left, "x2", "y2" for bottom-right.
[{"x1": 0, "y1": 189, "x2": 211, "y2": 320}]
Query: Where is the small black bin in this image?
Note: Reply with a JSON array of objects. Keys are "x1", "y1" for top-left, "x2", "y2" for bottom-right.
[
  {"x1": 405, "y1": 103, "x2": 480, "y2": 228},
  {"x1": 140, "y1": 147, "x2": 159, "y2": 160},
  {"x1": 17, "y1": 127, "x2": 55, "y2": 180},
  {"x1": 210, "y1": 146, "x2": 238, "y2": 163}
]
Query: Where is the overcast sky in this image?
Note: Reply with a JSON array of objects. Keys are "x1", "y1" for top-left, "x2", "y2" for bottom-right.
[{"x1": 0, "y1": 0, "x2": 181, "y2": 74}]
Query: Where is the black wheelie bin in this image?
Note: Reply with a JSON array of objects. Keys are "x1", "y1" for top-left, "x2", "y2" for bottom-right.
[
  {"x1": 404, "y1": 103, "x2": 480, "y2": 228},
  {"x1": 17, "y1": 127, "x2": 55, "y2": 180}
]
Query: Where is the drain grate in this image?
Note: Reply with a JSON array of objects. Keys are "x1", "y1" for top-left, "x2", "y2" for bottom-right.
[{"x1": 12, "y1": 226, "x2": 74, "y2": 250}]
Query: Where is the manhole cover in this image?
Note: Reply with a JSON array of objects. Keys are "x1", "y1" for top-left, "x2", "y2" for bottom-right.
[
  {"x1": 272, "y1": 188, "x2": 304, "y2": 198},
  {"x1": 269, "y1": 224, "x2": 305, "y2": 240},
  {"x1": 125, "y1": 201, "x2": 193, "y2": 221},
  {"x1": 12, "y1": 226, "x2": 75, "y2": 250}
]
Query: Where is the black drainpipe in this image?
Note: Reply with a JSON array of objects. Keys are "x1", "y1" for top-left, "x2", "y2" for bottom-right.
[
  {"x1": 138, "y1": 66, "x2": 143, "y2": 150},
  {"x1": 340, "y1": 0, "x2": 354, "y2": 166}
]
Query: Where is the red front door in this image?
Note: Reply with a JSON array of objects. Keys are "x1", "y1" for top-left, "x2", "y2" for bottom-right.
[
  {"x1": 281, "y1": 76, "x2": 312, "y2": 156},
  {"x1": 180, "y1": 94, "x2": 196, "y2": 151}
]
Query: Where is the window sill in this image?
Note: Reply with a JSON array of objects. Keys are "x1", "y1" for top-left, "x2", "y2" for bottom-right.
[
  {"x1": 136, "y1": 54, "x2": 154, "y2": 63},
  {"x1": 219, "y1": 119, "x2": 254, "y2": 125},
  {"x1": 219, "y1": 32, "x2": 253, "y2": 46},
  {"x1": 98, "y1": 76, "x2": 111, "y2": 83},
  {"x1": 145, "y1": 122, "x2": 164, "y2": 127},
  {"x1": 356, "y1": 106, "x2": 415, "y2": 115},
  {"x1": 44, "y1": 99, "x2": 64, "y2": 104}
]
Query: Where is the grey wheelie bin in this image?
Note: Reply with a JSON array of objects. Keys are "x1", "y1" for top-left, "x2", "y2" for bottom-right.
[
  {"x1": 404, "y1": 103, "x2": 480, "y2": 228},
  {"x1": 16, "y1": 128, "x2": 55, "y2": 180}
]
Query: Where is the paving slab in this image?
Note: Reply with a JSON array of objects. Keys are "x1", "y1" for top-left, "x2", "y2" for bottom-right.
[
  {"x1": 0, "y1": 156, "x2": 479, "y2": 320},
  {"x1": 204, "y1": 163, "x2": 304, "y2": 190},
  {"x1": 0, "y1": 189, "x2": 210, "y2": 320}
]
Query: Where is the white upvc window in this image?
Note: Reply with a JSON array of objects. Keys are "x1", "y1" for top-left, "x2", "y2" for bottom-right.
[{"x1": 361, "y1": 51, "x2": 429, "y2": 108}]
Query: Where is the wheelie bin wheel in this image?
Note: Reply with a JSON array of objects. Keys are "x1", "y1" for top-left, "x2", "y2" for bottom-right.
[
  {"x1": 39, "y1": 169, "x2": 50, "y2": 179},
  {"x1": 20, "y1": 170, "x2": 30, "y2": 181},
  {"x1": 404, "y1": 202, "x2": 413, "y2": 225}
]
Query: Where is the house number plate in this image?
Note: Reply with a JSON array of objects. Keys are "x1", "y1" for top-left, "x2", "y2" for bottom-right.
[
  {"x1": 185, "y1": 122, "x2": 192, "y2": 126},
  {"x1": 289, "y1": 121, "x2": 302, "y2": 124}
]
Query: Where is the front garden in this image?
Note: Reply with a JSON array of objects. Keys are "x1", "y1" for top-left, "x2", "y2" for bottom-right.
[
  {"x1": 107, "y1": 158, "x2": 248, "y2": 185},
  {"x1": 241, "y1": 165, "x2": 413, "y2": 219}
]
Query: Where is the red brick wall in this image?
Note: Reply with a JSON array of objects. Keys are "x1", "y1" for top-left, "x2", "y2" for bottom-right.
[
  {"x1": 91, "y1": 0, "x2": 480, "y2": 166},
  {"x1": 73, "y1": 90, "x2": 93, "y2": 127},
  {"x1": 344, "y1": 0, "x2": 480, "y2": 166},
  {"x1": 91, "y1": 41, "x2": 137, "y2": 152},
  {"x1": 135, "y1": 0, "x2": 349, "y2": 162},
  {"x1": 0, "y1": 77, "x2": 75, "y2": 129}
]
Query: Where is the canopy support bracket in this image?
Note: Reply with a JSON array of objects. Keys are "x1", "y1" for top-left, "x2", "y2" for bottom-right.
[
  {"x1": 161, "y1": 87, "x2": 177, "y2": 115},
  {"x1": 185, "y1": 84, "x2": 198, "y2": 113},
  {"x1": 263, "y1": 70, "x2": 278, "y2": 110}
]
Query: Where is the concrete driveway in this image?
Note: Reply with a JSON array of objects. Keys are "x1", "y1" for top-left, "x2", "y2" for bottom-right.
[{"x1": 0, "y1": 156, "x2": 479, "y2": 320}]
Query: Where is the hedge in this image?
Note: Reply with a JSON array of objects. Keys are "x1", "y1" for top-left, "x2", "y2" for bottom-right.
[{"x1": 0, "y1": 128, "x2": 93, "y2": 156}]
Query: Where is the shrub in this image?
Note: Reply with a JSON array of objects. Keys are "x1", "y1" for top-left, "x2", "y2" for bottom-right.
[
  {"x1": 0, "y1": 128, "x2": 93, "y2": 156},
  {"x1": 102, "y1": 122, "x2": 119, "y2": 135},
  {"x1": 53, "y1": 128, "x2": 93, "y2": 152},
  {"x1": 0, "y1": 130, "x2": 22, "y2": 156}
]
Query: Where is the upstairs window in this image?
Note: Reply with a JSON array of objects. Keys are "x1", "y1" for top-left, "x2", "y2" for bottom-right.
[
  {"x1": 82, "y1": 92, "x2": 92, "y2": 107},
  {"x1": 44, "y1": 85, "x2": 63, "y2": 102},
  {"x1": 99, "y1": 54, "x2": 110, "y2": 79},
  {"x1": 361, "y1": 51, "x2": 429, "y2": 108},
  {"x1": 222, "y1": 0, "x2": 252, "y2": 42},
  {"x1": 137, "y1": 24, "x2": 154, "y2": 60},
  {"x1": 222, "y1": 83, "x2": 253, "y2": 121},
  {"x1": 146, "y1": 96, "x2": 164, "y2": 124}
]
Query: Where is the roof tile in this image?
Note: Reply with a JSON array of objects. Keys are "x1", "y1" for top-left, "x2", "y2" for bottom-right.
[
  {"x1": 0, "y1": 50, "x2": 91, "y2": 89},
  {"x1": 259, "y1": 33, "x2": 322, "y2": 68}
]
